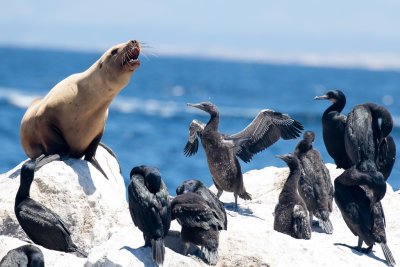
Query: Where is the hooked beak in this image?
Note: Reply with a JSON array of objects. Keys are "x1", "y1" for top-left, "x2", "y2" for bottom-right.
[
  {"x1": 187, "y1": 103, "x2": 203, "y2": 110},
  {"x1": 275, "y1": 155, "x2": 284, "y2": 160},
  {"x1": 314, "y1": 95, "x2": 329, "y2": 101}
]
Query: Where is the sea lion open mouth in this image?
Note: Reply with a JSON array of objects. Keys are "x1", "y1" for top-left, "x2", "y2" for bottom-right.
[{"x1": 123, "y1": 40, "x2": 141, "y2": 69}]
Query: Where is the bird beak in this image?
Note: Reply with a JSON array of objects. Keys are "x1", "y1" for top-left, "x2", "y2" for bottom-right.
[
  {"x1": 275, "y1": 155, "x2": 284, "y2": 160},
  {"x1": 187, "y1": 103, "x2": 202, "y2": 110},
  {"x1": 314, "y1": 95, "x2": 329, "y2": 100}
]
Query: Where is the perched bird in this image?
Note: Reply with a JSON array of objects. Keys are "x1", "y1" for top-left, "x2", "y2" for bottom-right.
[
  {"x1": 0, "y1": 244, "x2": 44, "y2": 267},
  {"x1": 14, "y1": 160, "x2": 87, "y2": 257},
  {"x1": 274, "y1": 154, "x2": 311, "y2": 240},
  {"x1": 184, "y1": 102, "x2": 303, "y2": 209},
  {"x1": 345, "y1": 102, "x2": 394, "y2": 177},
  {"x1": 334, "y1": 168, "x2": 396, "y2": 266},
  {"x1": 314, "y1": 90, "x2": 352, "y2": 169},
  {"x1": 128, "y1": 165, "x2": 171, "y2": 265},
  {"x1": 294, "y1": 131, "x2": 334, "y2": 234},
  {"x1": 337, "y1": 102, "x2": 395, "y2": 265},
  {"x1": 171, "y1": 191, "x2": 226, "y2": 265},
  {"x1": 176, "y1": 179, "x2": 227, "y2": 230}
]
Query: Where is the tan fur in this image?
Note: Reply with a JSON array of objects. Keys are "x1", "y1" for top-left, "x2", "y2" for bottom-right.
[{"x1": 20, "y1": 40, "x2": 141, "y2": 159}]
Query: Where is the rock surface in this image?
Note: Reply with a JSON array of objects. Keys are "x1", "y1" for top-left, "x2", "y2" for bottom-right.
[{"x1": 0, "y1": 147, "x2": 399, "y2": 266}]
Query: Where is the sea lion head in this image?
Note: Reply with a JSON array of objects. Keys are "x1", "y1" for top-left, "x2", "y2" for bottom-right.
[{"x1": 96, "y1": 40, "x2": 141, "y2": 87}]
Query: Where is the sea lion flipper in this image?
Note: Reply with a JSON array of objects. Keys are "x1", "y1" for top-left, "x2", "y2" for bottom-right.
[
  {"x1": 98, "y1": 142, "x2": 121, "y2": 174},
  {"x1": 87, "y1": 157, "x2": 109, "y2": 180},
  {"x1": 83, "y1": 135, "x2": 109, "y2": 179},
  {"x1": 35, "y1": 153, "x2": 69, "y2": 171}
]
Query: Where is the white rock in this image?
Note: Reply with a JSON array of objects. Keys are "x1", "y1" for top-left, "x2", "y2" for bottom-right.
[{"x1": 1, "y1": 147, "x2": 399, "y2": 267}]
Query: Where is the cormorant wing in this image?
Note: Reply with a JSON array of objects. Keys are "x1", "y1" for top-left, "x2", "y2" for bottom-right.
[
  {"x1": 184, "y1": 120, "x2": 206, "y2": 157},
  {"x1": 171, "y1": 193, "x2": 223, "y2": 230},
  {"x1": 227, "y1": 109, "x2": 303, "y2": 162},
  {"x1": 18, "y1": 199, "x2": 71, "y2": 236},
  {"x1": 128, "y1": 175, "x2": 166, "y2": 238},
  {"x1": 292, "y1": 204, "x2": 311, "y2": 239}
]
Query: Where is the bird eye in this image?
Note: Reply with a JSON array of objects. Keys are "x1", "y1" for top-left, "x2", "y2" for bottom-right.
[{"x1": 111, "y1": 48, "x2": 118, "y2": 55}]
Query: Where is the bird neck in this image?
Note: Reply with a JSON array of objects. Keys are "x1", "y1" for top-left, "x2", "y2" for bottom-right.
[
  {"x1": 281, "y1": 165, "x2": 301, "y2": 194},
  {"x1": 15, "y1": 181, "x2": 31, "y2": 207},
  {"x1": 206, "y1": 112, "x2": 219, "y2": 132},
  {"x1": 325, "y1": 98, "x2": 345, "y2": 115}
]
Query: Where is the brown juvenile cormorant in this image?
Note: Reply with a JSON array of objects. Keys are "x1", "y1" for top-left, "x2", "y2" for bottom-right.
[
  {"x1": 314, "y1": 90, "x2": 352, "y2": 169},
  {"x1": 171, "y1": 191, "x2": 225, "y2": 265},
  {"x1": 0, "y1": 244, "x2": 44, "y2": 267},
  {"x1": 128, "y1": 165, "x2": 171, "y2": 265},
  {"x1": 274, "y1": 154, "x2": 311, "y2": 239},
  {"x1": 176, "y1": 179, "x2": 227, "y2": 230},
  {"x1": 294, "y1": 131, "x2": 334, "y2": 234},
  {"x1": 334, "y1": 168, "x2": 396, "y2": 266},
  {"x1": 14, "y1": 160, "x2": 87, "y2": 257},
  {"x1": 184, "y1": 102, "x2": 303, "y2": 209}
]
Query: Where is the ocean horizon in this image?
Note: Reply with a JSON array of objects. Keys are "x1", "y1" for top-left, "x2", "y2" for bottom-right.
[{"x1": 1, "y1": 45, "x2": 399, "y2": 193}]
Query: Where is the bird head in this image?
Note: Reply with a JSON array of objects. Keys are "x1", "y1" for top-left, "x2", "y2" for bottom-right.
[{"x1": 314, "y1": 90, "x2": 346, "y2": 104}]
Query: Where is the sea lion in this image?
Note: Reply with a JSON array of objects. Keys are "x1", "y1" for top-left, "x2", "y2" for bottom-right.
[{"x1": 20, "y1": 40, "x2": 141, "y2": 177}]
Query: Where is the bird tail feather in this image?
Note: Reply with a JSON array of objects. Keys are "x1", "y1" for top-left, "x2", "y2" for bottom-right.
[
  {"x1": 380, "y1": 242, "x2": 396, "y2": 267},
  {"x1": 319, "y1": 218, "x2": 333, "y2": 234},
  {"x1": 202, "y1": 246, "x2": 219, "y2": 265},
  {"x1": 152, "y1": 238, "x2": 165, "y2": 265}
]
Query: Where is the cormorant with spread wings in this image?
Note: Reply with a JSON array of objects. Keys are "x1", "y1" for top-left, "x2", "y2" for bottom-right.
[{"x1": 184, "y1": 102, "x2": 303, "y2": 209}]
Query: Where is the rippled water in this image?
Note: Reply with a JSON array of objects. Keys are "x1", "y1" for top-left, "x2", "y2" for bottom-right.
[{"x1": 0, "y1": 46, "x2": 399, "y2": 193}]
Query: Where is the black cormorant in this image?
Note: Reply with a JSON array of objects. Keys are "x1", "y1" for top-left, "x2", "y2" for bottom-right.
[
  {"x1": 0, "y1": 244, "x2": 44, "y2": 267},
  {"x1": 171, "y1": 192, "x2": 225, "y2": 265},
  {"x1": 274, "y1": 154, "x2": 311, "y2": 239},
  {"x1": 345, "y1": 102, "x2": 394, "y2": 176},
  {"x1": 334, "y1": 168, "x2": 396, "y2": 266},
  {"x1": 128, "y1": 165, "x2": 171, "y2": 265},
  {"x1": 294, "y1": 131, "x2": 334, "y2": 234},
  {"x1": 314, "y1": 90, "x2": 352, "y2": 169},
  {"x1": 176, "y1": 179, "x2": 227, "y2": 230},
  {"x1": 14, "y1": 160, "x2": 87, "y2": 257},
  {"x1": 184, "y1": 102, "x2": 303, "y2": 209}
]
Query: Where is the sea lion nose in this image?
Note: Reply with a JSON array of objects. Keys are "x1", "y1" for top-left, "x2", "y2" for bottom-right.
[{"x1": 131, "y1": 40, "x2": 137, "y2": 45}]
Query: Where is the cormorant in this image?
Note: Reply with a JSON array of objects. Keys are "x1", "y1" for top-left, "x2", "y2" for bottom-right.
[
  {"x1": 184, "y1": 102, "x2": 303, "y2": 209},
  {"x1": 274, "y1": 154, "x2": 311, "y2": 239},
  {"x1": 314, "y1": 90, "x2": 352, "y2": 169},
  {"x1": 345, "y1": 102, "x2": 394, "y2": 176},
  {"x1": 14, "y1": 160, "x2": 87, "y2": 257},
  {"x1": 334, "y1": 168, "x2": 396, "y2": 266},
  {"x1": 128, "y1": 165, "x2": 171, "y2": 265},
  {"x1": 171, "y1": 192, "x2": 225, "y2": 265},
  {"x1": 176, "y1": 179, "x2": 227, "y2": 230},
  {"x1": 0, "y1": 244, "x2": 44, "y2": 267},
  {"x1": 294, "y1": 131, "x2": 334, "y2": 234}
]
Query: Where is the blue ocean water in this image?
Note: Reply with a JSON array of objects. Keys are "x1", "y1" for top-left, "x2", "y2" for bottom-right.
[{"x1": 0, "y1": 46, "x2": 399, "y2": 194}]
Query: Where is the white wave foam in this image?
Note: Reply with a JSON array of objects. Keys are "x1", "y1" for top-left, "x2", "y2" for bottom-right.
[{"x1": 0, "y1": 87, "x2": 41, "y2": 108}]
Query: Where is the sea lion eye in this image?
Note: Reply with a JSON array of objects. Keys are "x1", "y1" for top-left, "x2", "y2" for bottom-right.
[{"x1": 111, "y1": 48, "x2": 118, "y2": 55}]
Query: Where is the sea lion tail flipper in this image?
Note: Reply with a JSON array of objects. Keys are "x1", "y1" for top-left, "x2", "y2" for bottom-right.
[
  {"x1": 151, "y1": 238, "x2": 165, "y2": 265},
  {"x1": 35, "y1": 153, "x2": 69, "y2": 171},
  {"x1": 380, "y1": 242, "x2": 396, "y2": 266},
  {"x1": 98, "y1": 142, "x2": 122, "y2": 174},
  {"x1": 87, "y1": 157, "x2": 109, "y2": 180}
]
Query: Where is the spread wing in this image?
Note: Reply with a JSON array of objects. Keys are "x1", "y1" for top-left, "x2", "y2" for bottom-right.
[
  {"x1": 171, "y1": 193, "x2": 223, "y2": 230},
  {"x1": 227, "y1": 109, "x2": 303, "y2": 162},
  {"x1": 184, "y1": 119, "x2": 206, "y2": 157}
]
